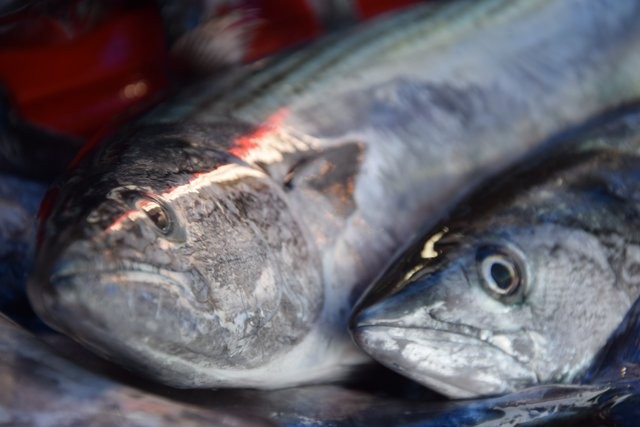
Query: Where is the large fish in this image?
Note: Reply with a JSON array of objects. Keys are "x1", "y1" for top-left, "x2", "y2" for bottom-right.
[
  {"x1": 28, "y1": 0, "x2": 640, "y2": 389},
  {"x1": 351, "y1": 107, "x2": 640, "y2": 398}
]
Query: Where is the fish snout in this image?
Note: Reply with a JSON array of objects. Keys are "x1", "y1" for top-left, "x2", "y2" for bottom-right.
[
  {"x1": 28, "y1": 241, "x2": 188, "y2": 360},
  {"x1": 27, "y1": 241, "x2": 94, "y2": 334},
  {"x1": 26, "y1": 257, "x2": 65, "y2": 331},
  {"x1": 349, "y1": 273, "x2": 445, "y2": 369},
  {"x1": 351, "y1": 270, "x2": 445, "y2": 330}
]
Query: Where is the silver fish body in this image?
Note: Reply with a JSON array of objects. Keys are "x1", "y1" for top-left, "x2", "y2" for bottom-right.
[
  {"x1": 28, "y1": 0, "x2": 640, "y2": 389},
  {"x1": 351, "y1": 108, "x2": 640, "y2": 398}
]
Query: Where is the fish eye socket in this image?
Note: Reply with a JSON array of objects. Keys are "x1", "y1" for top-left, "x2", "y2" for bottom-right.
[
  {"x1": 476, "y1": 246, "x2": 526, "y2": 303},
  {"x1": 136, "y1": 198, "x2": 172, "y2": 234}
]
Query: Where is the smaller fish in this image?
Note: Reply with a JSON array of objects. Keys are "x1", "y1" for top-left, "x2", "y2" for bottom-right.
[{"x1": 351, "y1": 108, "x2": 640, "y2": 398}]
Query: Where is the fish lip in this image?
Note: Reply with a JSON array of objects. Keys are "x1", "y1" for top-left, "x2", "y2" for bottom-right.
[
  {"x1": 50, "y1": 261, "x2": 186, "y2": 285},
  {"x1": 46, "y1": 259, "x2": 199, "y2": 304},
  {"x1": 352, "y1": 322, "x2": 539, "y2": 398},
  {"x1": 352, "y1": 322, "x2": 532, "y2": 372},
  {"x1": 35, "y1": 261, "x2": 201, "y2": 354}
]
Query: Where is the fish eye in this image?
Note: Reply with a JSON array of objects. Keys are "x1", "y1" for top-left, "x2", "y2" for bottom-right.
[
  {"x1": 476, "y1": 245, "x2": 526, "y2": 303},
  {"x1": 136, "y1": 198, "x2": 172, "y2": 234}
]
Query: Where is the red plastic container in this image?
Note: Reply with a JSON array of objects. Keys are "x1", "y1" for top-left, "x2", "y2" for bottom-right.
[{"x1": 0, "y1": 1, "x2": 170, "y2": 140}]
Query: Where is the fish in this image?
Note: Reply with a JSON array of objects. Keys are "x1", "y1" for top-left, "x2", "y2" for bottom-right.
[
  {"x1": 351, "y1": 106, "x2": 640, "y2": 399},
  {"x1": 0, "y1": 314, "x2": 276, "y2": 427},
  {"x1": 27, "y1": 0, "x2": 640, "y2": 389}
]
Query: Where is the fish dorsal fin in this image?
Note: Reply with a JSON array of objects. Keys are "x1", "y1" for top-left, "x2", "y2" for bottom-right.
[{"x1": 582, "y1": 296, "x2": 640, "y2": 384}]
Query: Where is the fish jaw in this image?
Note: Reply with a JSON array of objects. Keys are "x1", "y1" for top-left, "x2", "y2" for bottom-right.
[
  {"x1": 28, "y1": 240, "x2": 236, "y2": 386},
  {"x1": 29, "y1": 251, "x2": 366, "y2": 389},
  {"x1": 351, "y1": 324, "x2": 537, "y2": 398},
  {"x1": 29, "y1": 258, "x2": 199, "y2": 370},
  {"x1": 29, "y1": 255, "x2": 338, "y2": 389}
]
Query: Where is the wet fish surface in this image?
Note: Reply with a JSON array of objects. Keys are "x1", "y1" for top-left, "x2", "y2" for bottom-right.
[
  {"x1": 351, "y1": 107, "x2": 640, "y2": 399},
  {"x1": 28, "y1": 0, "x2": 640, "y2": 389}
]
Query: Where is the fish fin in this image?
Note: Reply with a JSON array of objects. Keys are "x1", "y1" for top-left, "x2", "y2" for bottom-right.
[
  {"x1": 582, "y1": 296, "x2": 640, "y2": 384},
  {"x1": 282, "y1": 141, "x2": 364, "y2": 217}
]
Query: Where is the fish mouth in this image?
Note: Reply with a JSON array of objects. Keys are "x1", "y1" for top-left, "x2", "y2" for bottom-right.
[
  {"x1": 29, "y1": 259, "x2": 206, "y2": 336},
  {"x1": 351, "y1": 322, "x2": 537, "y2": 398},
  {"x1": 47, "y1": 259, "x2": 200, "y2": 298},
  {"x1": 353, "y1": 319, "x2": 529, "y2": 369}
]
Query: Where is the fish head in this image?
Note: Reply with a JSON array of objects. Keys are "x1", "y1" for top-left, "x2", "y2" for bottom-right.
[
  {"x1": 352, "y1": 220, "x2": 631, "y2": 398},
  {"x1": 28, "y1": 123, "x2": 323, "y2": 387}
]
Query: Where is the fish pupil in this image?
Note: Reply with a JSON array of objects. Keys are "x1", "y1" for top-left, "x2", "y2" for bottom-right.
[
  {"x1": 149, "y1": 207, "x2": 167, "y2": 229},
  {"x1": 139, "y1": 201, "x2": 170, "y2": 233},
  {"x1": 490, "y1": 262, "x2": 514, "y2": 290}
]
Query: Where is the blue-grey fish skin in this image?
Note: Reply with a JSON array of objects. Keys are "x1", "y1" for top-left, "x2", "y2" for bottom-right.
[
  {"x1": 351, "y1": 107, "x2": 640, "y2": 399},
  {"x1": 27, "y1": 0, "x2": 640, "y2": 389}
]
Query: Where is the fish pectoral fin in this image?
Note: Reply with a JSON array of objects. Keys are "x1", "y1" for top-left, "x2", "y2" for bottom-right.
[{"x1": 283, "y1": 141, "x2": 364, "y2": 216}]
